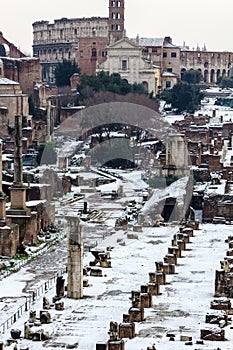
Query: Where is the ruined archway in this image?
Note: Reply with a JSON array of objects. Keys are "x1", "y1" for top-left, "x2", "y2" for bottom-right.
[{"x1": 41, "y1": 101, "x2": 193, "y2": 224}]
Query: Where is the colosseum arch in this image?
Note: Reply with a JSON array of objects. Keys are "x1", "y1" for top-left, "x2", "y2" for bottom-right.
[
  {"x1": 204, "y1": 69, "x2": 209, "y2": 83},
  {"x1": 210, "y1": 69, "x2": 215, "y2": 83}
]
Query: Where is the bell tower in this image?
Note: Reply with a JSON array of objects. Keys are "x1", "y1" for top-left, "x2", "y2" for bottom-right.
[{"x1": 109, "y1": 0, "x2": 125, "y2": 42}]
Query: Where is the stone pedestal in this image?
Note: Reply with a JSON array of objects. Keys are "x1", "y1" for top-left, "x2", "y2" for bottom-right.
[
  {"x1": 119, "y1": 322, "x2": 135, "y2": 338},
  {"x1": 147, "y1": 282, "x2": 160, "y2": 296},
  {"x1": 128, "y1": 307, "x2": 144, "y2": 322},
  {"x1": 140, "y1": 293, "x2": 152, "y2": 308},
  {"x1": 107, "y1": 339, "x2": 125, "y2": 350}
]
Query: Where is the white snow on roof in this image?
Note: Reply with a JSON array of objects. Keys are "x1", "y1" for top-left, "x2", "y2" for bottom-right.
[
  {"x1": 131, "y1": 37, "x2": 164, "y2": 47},
  {"x1": 162, "y1": 71, "x2": 177, "y2": 77},
  {"x1": 0, "y1": 77, "x2": 19, "y2": 85}
]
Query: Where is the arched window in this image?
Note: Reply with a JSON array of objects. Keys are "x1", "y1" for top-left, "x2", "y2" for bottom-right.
[{"x1": 91, "y1": 48, "x2": 97, "y2": 57}]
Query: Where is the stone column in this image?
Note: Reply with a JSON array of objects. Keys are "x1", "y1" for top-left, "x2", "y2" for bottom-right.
[
  {"x1": 14, "y1": 115, "x2": 23, "y2": 185},
  {"x1": 0, "y1": 142, "x2": 6, "y2": 221},
  {"x1": 46, "y1": 99, "x2": 51, "y2": 142},
  {"x1": 10, "y1": 115, "x2": 26, "y2": 210},
  {"x1": 66, "y1": 215, "x2": 83, "y2": 299}
]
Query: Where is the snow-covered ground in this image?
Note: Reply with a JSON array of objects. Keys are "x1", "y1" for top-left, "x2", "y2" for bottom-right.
[
  {"x1": 0, "y1": 167, "x2": 233, "y2": 349},
  {"x1": 0, "y1": 221, "x2": 233, "y2": 349}
]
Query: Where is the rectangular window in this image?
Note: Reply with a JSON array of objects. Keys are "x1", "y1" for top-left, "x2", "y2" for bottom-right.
[
  {"x1": 112, "y1": 1, "x2": 116, "y2": 7},
  {"x1": 163, "y1": 52, "x2": 167, "y2": 58},
  {"x1": 167, "y1": 68, "x2": 173, "y2": 72},
  {"x1": 116, "y1": 24, "x2": 120, "y2": 31},
  {"x1": 122, "y1": 60, "x2": 127, "y2": 70},
  {"x1": 171, "y1": 52, "x2": 177, "y2": 58},
  {"x1": 102, "y1": 51, "x2": 108, "y2": 57},
  {"x1": 166, "y1": 81, "x2": 171, "y2": 89},
  {"x1": 112, "y1": 12, "x2": 116, "y2": 19}
]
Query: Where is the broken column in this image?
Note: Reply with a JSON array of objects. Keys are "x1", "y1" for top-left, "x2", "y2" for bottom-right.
[
  {"x1": 66, "y1": 215, "x2": 83, "y2": 299},
  {"x1": 6, "y1": 115, "x2": 36, "y2": 246},
  {"x1": 107, "y1": 321, "x2": 125, "y2": 350},
  {"x1": 128, "y1": 290, "x2": 144, "y2": 322},
  {"x1": 55, "y1": 275, "x2": 65, "y2": 300}
]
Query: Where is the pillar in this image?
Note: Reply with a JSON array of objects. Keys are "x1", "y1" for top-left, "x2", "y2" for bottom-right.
[
  {"x1": 10, "y1": 115, "x2": 26, "y2": 210},
  {"x1": 66, "y1": 215, "x2": 83, "y2": 299},
  {"x1": 0, "y1": 142, "x2": 6, "y2": 221}
]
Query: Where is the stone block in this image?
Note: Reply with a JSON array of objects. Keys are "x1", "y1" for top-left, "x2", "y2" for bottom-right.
[
  {"x1": 210, "y1": 298, "x2": 231, "y2": 310},
  {"x1": 107, "y1": 339, "x2": 125, "y2": 350},
  {"x1": 96, "y1": 343, "x2": 107, "y2": 350},
  {"x1": 90, "y1": 268, "x2": 103, "y2": 277},
  {"x1": 147, "y1": 282, "x2": 160, "y2": 296},
  {"x1": 140, "y1": 293, "x2": 152, "y2": 308},
  {"x1": 10, "y1": 329, "x2": 21, "y2": 339},
  {"x1": 128, "y1": 307, "x2": 144, "y2": 322},
  {"x1": 164, "y1": 254, "x2": 177, "y2": 265},
  {"x1": 200, "y1": 327, "x2": 225, "y2": 341},
  {"x1": 180, "y1": 335, "x2": 192, "y2": 341},
  {"x1": 119, "y1": 322, "x2": 135, "y2": 338}
]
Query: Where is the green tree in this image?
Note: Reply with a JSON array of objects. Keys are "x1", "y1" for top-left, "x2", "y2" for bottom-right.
[
  {"x1": 218, "y1": 76, "x2": 233, "y2": 88},
  {"x1": 183, "y1": 69, "x2": 202, "y2": 84},
  {"x1": 160, "y1": 82, "x2": 204, "y2": 113},
  {"x1": 76, "y1": 71, "x2": 148, "y2": 102},
  {"x1": 54, "y1": 59, "x2": 80, "y2": 87}
]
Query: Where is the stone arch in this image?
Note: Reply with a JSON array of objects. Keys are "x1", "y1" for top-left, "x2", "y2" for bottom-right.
[
  {"x1": 42, "y1": 102, "x2": 193, "y2": 224},
  {"x1": 222, "y1": 69, "x2": 226, "y2": 77},
  {"x1": 217, "y1": 69, "x2": 221, "y2": 81},
  {"x1": 210, "y1": 69, "x2": 215, "y2": 83},
  {"x1": 204, "y1": 69, "x2": 209, "y2": 83}
]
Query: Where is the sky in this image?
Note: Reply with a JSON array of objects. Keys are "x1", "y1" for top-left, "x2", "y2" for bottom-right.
[{"x1": 2, "y1": 0, "x2": 233, "y2": 55}]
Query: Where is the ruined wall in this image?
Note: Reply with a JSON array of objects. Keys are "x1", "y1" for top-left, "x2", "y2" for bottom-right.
[
  {"x1": 0, "y1": 31, "x2": 26, "y2": 58},
  {"x1": 0, "y1": 224, "x2": 19, "y2": 257}
]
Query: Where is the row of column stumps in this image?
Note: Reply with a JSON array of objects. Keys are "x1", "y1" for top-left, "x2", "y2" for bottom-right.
[
  {"x1": 200, "y1": 233, "x2": 233, "y2": 343},
  {"x1": 96, "y1": 220, "x2": 200, "y2": 350}
]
